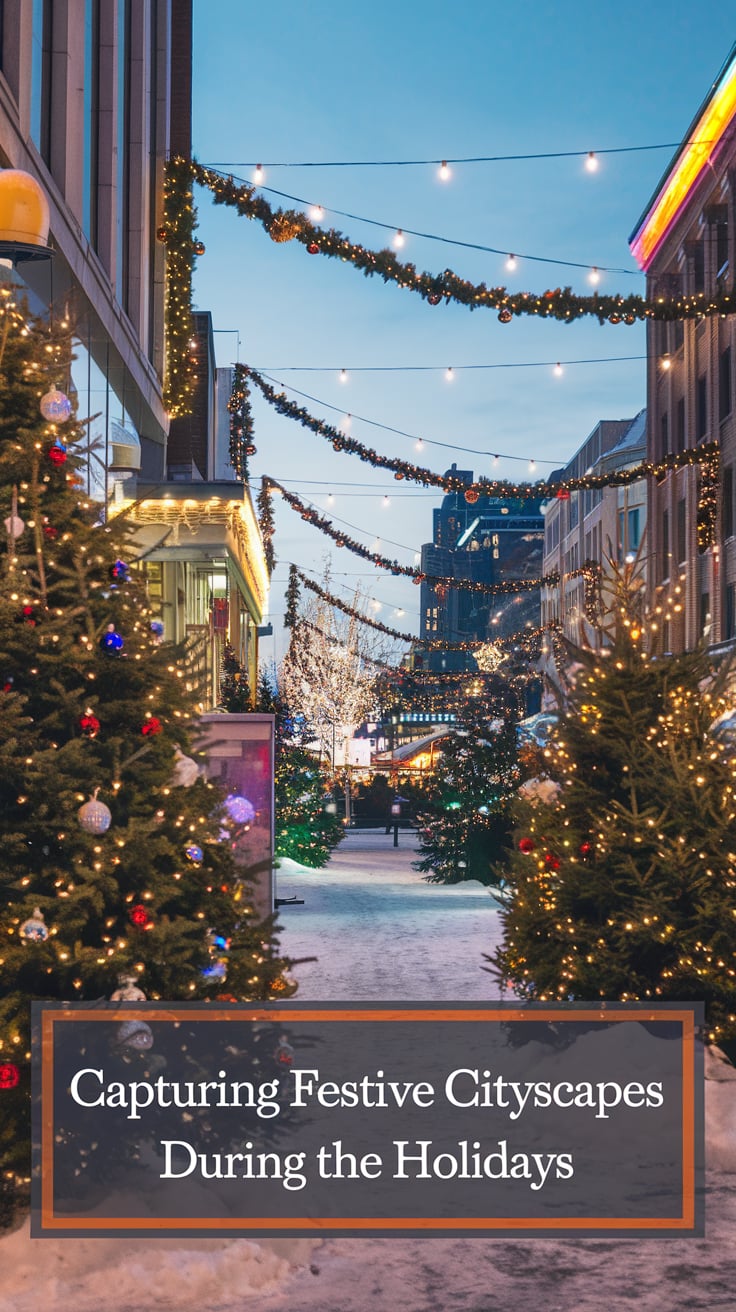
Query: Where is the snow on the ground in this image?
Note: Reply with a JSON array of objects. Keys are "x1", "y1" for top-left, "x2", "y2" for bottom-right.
[
  {"x1": 275, "y1": 829, "x2": 502, "y2": 1000},
  {"x1": 3, "y1": 830, "x2": 736, "y2": 1311}
]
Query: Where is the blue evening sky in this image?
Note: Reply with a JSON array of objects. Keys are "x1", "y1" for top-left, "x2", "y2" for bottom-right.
[{"x1": 191, "y1": 2, "x2": 736, "y2": 662}]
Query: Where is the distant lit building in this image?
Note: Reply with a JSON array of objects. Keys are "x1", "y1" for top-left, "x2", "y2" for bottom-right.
[
  {"x1": 419, "y1": 465, "x2": 544, "y2": 672},
  {"x1": 629, "y1": 42, "x2": 736, "y2": 652}
]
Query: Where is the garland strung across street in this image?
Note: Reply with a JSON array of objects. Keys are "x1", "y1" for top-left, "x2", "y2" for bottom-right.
[
  {"x1": 265, "y1": 476, "x2": 599, "y2": 604},
  {"x1": 246, "y1": 369, "x2": 718, "y2": 548},
  {"x1": 161, "y1": 157, "x2": 736, "y2": 416},
  {"x1": 287, "y1": 564, "x2": 560, "y2": 653}
]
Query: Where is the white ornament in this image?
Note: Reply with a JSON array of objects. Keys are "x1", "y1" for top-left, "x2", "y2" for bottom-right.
[
  {"x1": 116, "y1": 1019, "x2": 153, "y2": 1050},
  {"x1": 78, "y1": 788, "x2": 112, "y2": 834},
  {"x1": 518, "y1": 776, "x2": 561, "y2": 805},
  {"x1": 171, "y1": 745, "x2": 198, "y2": 787},
  {"x1": 110, "y1": 973, "x2": 146, "y2": 1002},
  {"x1": 39, "y1": 387, "x2": 72, "y2": 422},
  {"x1": 4, "y1": 514, "x2": 24, "y2": 538},
  {"x1": 20, "y1": 907, "x2": 48, "y2": 942}
]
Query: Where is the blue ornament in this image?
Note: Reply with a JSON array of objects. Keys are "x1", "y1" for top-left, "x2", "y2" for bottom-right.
[
  {"x1": 100, "y1": 625, "x2": 124, "y2": 653},
  {"x1": 185, "y1": 844, "x2": 203, "y2": 864},
  {"x1": 212, "y1": 934, "x2": 230, "y2": 951},
  {"x1": 150, "y1": 620, "x2": 164, "y2": 638},
  {"x1": 202, "y1": 960, "x2": 227, "y2": 980},
  {"x1": 224, "y1": 794, "x2": 255, "y2": 825},
  {"x1": 110, "y1": 559, "x2": 130, "y2": 583}
]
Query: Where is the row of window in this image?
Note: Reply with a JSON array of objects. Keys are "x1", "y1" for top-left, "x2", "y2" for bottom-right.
[{"x1": 657, "y1": 348, "x2": 732, "y2": 459}]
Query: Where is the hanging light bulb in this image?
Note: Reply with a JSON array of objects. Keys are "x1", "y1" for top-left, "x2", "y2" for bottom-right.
[
  {"x1": 328, "y1": 493, "x2": 335, "y2": 505},
  {"x1": 339, "y1": 368, "x2": 348, "y2": 384},
  {"x1": 253, "y1": 163, "x2": 264, "y2": 184},
  {"x1": 506, "y1": 254, "x2": 518, "y2": 272},
  {"x1": 493, "y1": 455, "x2": 500, "y2": 466},
  {"x1": 310, "y1": 204, "x2": 324, "y2": 221},
  {"x1": 554, "y1": 362, "x2": 563, "y2": 377},
  {"x1": 585, "y1": 151, "x2": 599, "y2": 173},
  {"x1": 438, "y1": 160, "x2": 451, "y2": 181},
  {"x1": 415, "y1": 438, "x2": 424, "y2": 452},
  {"x1": 393, "y1": 229, "x2": 405, "y2": 249},
  {"x1": 445, "y1": 367, "x2": 454, "y2": 382},
  {"x1": 661, "y1": 354, "x2": 672, "y2": 371},
  {"x1": 529, "y1": 459, "x2": 537, "y2": 472},
  {"x1": 341, "y1": 413, "x2": 352, "y2": 431},
  {"x1": 382, "y1": 495, "x2": 390, "y2": 508},
  {"x1": 588, "y1": 267, "x2": 601, "y2": 286}
]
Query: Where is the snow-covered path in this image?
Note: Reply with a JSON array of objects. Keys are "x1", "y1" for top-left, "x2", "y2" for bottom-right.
[{"x1": 275, "y1": 829, "x2": 502, "y2": 1000}]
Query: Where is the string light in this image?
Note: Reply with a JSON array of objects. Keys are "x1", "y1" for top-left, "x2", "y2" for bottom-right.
[
  {"x1": 506, "y1": 254, "x2": 518, "y2": 272},
  {"x1": 445, "y1": 367, "x2": 454, "y2": 382},
  {"x1": 554, "y1": 362, "x2": 563, "y2": 377},
  {"x1": 585, "y1": 151, "x2": 599, "y2": 172},
  {"x1": 309, "y1": 204, "x2": 324, "y2": 221},
  {"x1": 661, "y1": 354, "x2": 672, "y2": 370},
  {"x1": 588, "y1": 267, "x2": 601, "y2": 286},
  {"x1": 438, "y1": 160, "x2": 451, "y2": 181},
  {"x1": 393, "y1": 229, "x2": 405, "y2": 249},
  {"x1": 339, "y1": 368, "x2": 348, "y2": 384},
  {"x1": 253, "y1": 163, "x2": 264, "y2": 183}
]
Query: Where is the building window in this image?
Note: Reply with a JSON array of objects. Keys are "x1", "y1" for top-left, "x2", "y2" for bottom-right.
[
  {"x1": 676, "y1": 396, "x2": 685, "y2": 453},
  {"x1": 116, "y1": 0, "x2": 131, "y2": 308},
  {"x1": 720, "y1": 346, "x2": 732, "y2": 421},
  {"x1": 697, "y1": 375, "x2": 708, "y2": 440},
  {"x1": 83, "y1": 0, "x2": 101, "y2": 243},
  {"x1": 716, "y1": 221, "x2": 729, "y2": 279},
  {"x1": 724, "y1": 466, "x2": 734, "y2": 540},
  {"x1": 628, "y1": 507, "x2": 641, "y2": 552},
  {"x1": 691, "y1": 242, "x2": 705, "y2": 294},
  {"x1": 724, "y1": 583, "x2": 736, "y2": 641},
  {"x1": 661, "y1": 508, "x2": 670, "y2": 581},
  {"x1": 30, "y1": 0, "x2": 52, "y2": 163},
  {"x1": 700, "y1": 591, "x2": 710, "y2": 637},
  {"x1": 660, "y1": 412, "x2": 669, "y2": 459},
  {"x1": 676, "y1": 497, "x2": 686, "y2": 563}
]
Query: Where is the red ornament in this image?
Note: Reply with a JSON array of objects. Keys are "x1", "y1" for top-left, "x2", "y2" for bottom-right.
[
  {"x1": 556, "y1": 488, "x2": 571, "y2": 501},
  {"x1": 193, "y1": 240, "x2": 206, "y2": 256},
  {"x1": 624, "y1": 313, "x2": 637, "y2": 325},
  {"x1": 519, "y1": 837, "x2": 535, "y2": 854},
  {"x1": 0, "y1": 1063, "x2": 20, "y2": 1089},
  {"x1": 394, "y1": 471, "x2": 405, "y2": 481},
  {"x1": 47, "y1": 443, "x2": 67, "y2": 466},
  {"x1": 79, "y1": 713, "x2": 100, "y2": 738},
  {"x1": 156, "y1": 226, "x2": 168, "y2": 243},
  {"x1": 579, "y1": 841, "x2": 592, "y2": 857},
  {"x1": 608, "y1": 314, "x2": 621, "y2": 325},
  {"x1": 43, "y1": 523, "x2": 58, "y2": 539},
  {"x1": 141, "y1": 717, "x2": 163, "y2": 737},
  {"x1": 544, "y1": 853, "x2": 561, "y2": 871},
  {"x1": 545, "y1": 288, "x2": 561, "y2": 299},
  {"x1": 428, "y1": 293, "x2": 442, "y2": 305},
  {"x1": 20, "y1": 604, "x2": 39, "y2": 626},
  {"x1": 307, "y1": 242, "x2": 319, "y2": 255},
  {"x1": 464, "y1": 488, "x2": 480, "y2": 504},
  {"x1": 130, "y1": 904, "x2": 152, "y2": 928},
  {"x1": 498, "y1": 307, "x2": 512, "y2": 324}
]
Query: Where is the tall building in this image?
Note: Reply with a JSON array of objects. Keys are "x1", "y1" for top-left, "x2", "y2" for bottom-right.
[
  {"x1": 629, "y1": 43, "x2": 736, "y2": 652},
  {"x1": 0, "y1": 0, "x2": 268, "y2": 704},
  {"x1": 541, "y1": 414, "x2": 647, "y2": 643},
  {"x1": 419, "y1": 466, "x2": 544, "y2": 671}
]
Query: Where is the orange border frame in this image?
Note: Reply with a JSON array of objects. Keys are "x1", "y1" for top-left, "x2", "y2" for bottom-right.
[{"x1": 39, "y1": 1007, "x2": 696, "y2": 1232}]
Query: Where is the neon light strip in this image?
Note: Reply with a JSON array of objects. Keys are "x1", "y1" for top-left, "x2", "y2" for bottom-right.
[{"x1": 631, "y1": 52, "x2": 736, "y2": 270}]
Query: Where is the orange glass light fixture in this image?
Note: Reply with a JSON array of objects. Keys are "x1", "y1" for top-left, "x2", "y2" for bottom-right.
[
  {"x1": 0, "y1": 169, "x2": 50, "y2": 249},
  {"x1": 630, "y1": 47, "x2": 736, "y2": 270}
]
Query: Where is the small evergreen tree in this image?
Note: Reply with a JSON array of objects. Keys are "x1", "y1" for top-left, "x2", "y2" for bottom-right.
[
  {"x1": 0, "y1": 300, "x2": 293, "y2": 1221},
  {"x1": 219, "y1": 640, "x2": 251, "y2": 711},
  {"x1": 490, "y1": 566, "x2": 736, "y2": 1044},
  {"x1": 257, "y1": 670, "x2": 342, "y2": 867},
  {"x1": 414, "y1": 713, "x2": 521, "y2": 884}
]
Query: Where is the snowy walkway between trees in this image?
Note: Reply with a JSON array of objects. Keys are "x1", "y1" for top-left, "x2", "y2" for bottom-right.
[
  {"x1": 275, "y1": 828, "x2": 502, "y2": 1000},
  {"x1": 3, "y1": 831, "x2": 736, "y2": 1312}
]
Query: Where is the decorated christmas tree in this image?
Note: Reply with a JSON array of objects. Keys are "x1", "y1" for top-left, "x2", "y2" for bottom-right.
[
  {"x1": 490, "y1": 563, "x2": 736, "y2": 1044},
  {"x1": 0, "y1": 296, "x2": 293, "y2": 1221},
  {"x1": 414, "y1": 712, "x2": 521, "y2": 884},
  {"x1": 257, "y1": 669, "x2": 342, "y2": 867}
]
